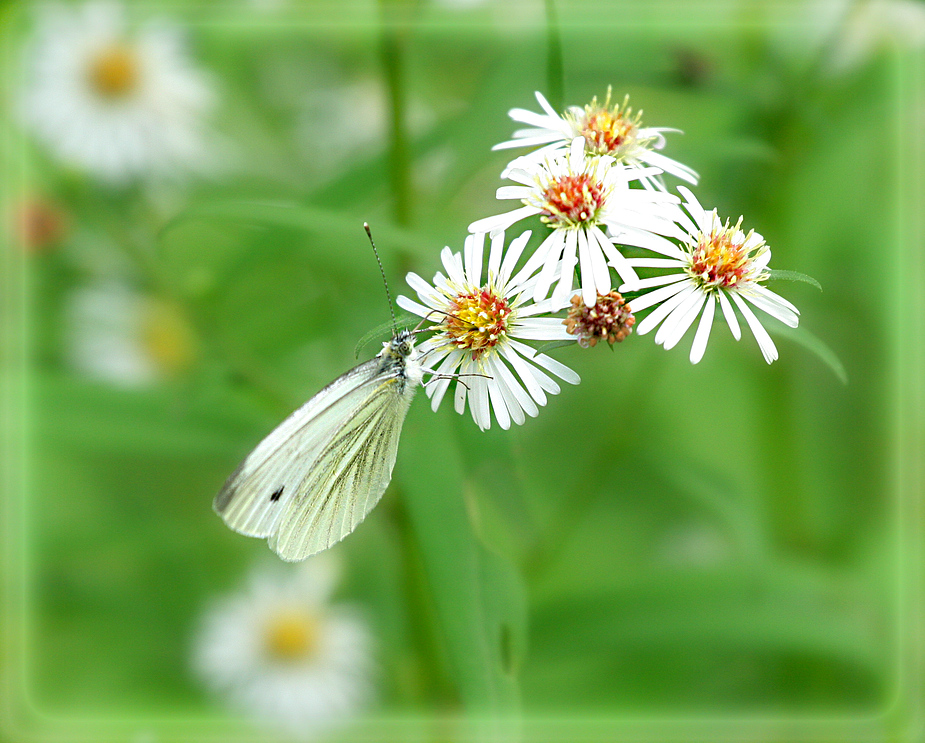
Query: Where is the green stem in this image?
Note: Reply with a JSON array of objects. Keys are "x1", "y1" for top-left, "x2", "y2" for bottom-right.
[
  {"x1": 385, "y1": 490, "x2": 459, "y2": 709},
  {"x1": 379, "y1": 0, "x2": 413, "y2": 228},
  {"x1": 377, "y1": 0, "x2": 459, "y2": 714},
  {"x1": 544, "y1": 0, "x2": 564, "y2": 110}
]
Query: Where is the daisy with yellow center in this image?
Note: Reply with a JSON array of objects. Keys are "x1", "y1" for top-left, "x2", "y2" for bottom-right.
[
  {"x1": 469, "y1": 138, "x2": 685, "y2": 309},
  {"x1": 621, "y1": 187, "x2": 800, "y2": 364},
  {"x1": 396, "y1": 231, "x2": 580, "y2": 431},
  {"x1": 20, "y1": 1, "x2": 214, "y2": 184},
  {"x1": 65, "y1": 282, "x2": 197, "y2": 386},
  {"x1": 192, "y1": 558, "x2": 373, "y2": 738},
  {"x1": 492, "y1": 89, "x2": 699, "y2": 191}
]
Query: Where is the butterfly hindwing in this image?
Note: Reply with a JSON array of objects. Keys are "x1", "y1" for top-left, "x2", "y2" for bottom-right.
[
  {"x1": 270, "y1": 376, "x2": 414, "y2": 561},
  {"x1": 214, "y1": 357, "x2": 387, "y2": 538}
]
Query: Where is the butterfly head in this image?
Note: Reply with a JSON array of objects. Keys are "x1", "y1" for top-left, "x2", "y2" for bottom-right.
[{"x1": 381, "y1": 329, "x2": 416, "y2": 360}]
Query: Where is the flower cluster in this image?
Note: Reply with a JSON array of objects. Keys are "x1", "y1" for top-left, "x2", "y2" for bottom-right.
[
  {"x1": 16, "y1": 1, "x2": 807, "y2": 430},
  {"x1": 405, "y1": 89, "x2": 803, "y2": 430}
]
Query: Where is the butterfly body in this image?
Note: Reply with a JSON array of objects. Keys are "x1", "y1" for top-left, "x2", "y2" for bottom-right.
[{"x1": 214, "y1": 330, "x2": 422, "y2": 561}]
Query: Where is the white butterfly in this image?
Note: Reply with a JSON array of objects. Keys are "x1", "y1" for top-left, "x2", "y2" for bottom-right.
[{"x1": 214, "y1": 329, "x2": 423, "y2": 561}]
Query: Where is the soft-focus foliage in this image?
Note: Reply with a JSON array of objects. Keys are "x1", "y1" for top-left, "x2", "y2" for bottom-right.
[{"x1": 1, "y1": 0, "x2": 922, "y2": 741}]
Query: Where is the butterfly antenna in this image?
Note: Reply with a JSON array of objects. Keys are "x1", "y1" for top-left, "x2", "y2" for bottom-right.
[{"x1": 364, "y1": 222, "x2": 397, "y2": 335}]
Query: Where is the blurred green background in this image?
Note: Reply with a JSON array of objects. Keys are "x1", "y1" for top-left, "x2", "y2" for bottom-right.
[{"x1": 2, "y1": 0, "x2": 923, "y2": 741}]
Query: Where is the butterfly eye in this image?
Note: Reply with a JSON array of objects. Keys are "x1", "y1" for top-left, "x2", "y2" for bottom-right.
[{"x1": 400, "y1": 342, "x2": 411, "y2": 356}]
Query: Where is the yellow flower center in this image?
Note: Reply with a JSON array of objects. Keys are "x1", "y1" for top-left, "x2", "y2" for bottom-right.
[
  {"x1": 687, "y1": 217, "x2": 765, "y2": 291},
  {"x1": 263, "y1": 611, "x2": 321, "y2": 662},
  {"x1": 568, "y1": 88, "x2": 651, "y2": 159},
  {"x1": 537, "y1": 172, "x2": 606, "y2": 229},
  {"x1": 88, "y1": 45, "x2": 140, "y2": 99},
  {"x1": 139, "y1": 300, "x2": 196, "y2": 377},
  {"x1": 442, "y1": 287, "x2": 512, "y2": 359}
]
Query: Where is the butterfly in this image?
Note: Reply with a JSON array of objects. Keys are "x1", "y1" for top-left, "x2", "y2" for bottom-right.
[{"x1": 214, "y1": 328, "x2": 423, "y2": 561}]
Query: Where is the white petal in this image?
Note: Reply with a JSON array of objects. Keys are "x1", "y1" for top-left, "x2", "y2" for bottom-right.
[
  {"x1": 717, "y1": 290, "x2": 741, "y2": 340},
  {"x1": 677, "y1": 186, "x2": 708, "y2": 233},
  {"x1": 642, "y1": 150, "x2": 699, "y2": 184},
  {"x1": 627, "y1": 277, "x2": 690, "y2": 313},
  {"x1": 492, "y1": 357, "x2": 538, "y2": 419},
  {"x1": 751, "y1": 283, "x2": 800, "y2": 316},
  {"x1": 507, "y1": 107, "x2": 558, "y2": 129},
  {"x1": 535, "y1": 90, "x2": 559, "y2": 118},
  {"x1": 576, "y1": 228, "x2": 597, "y2": 307},
  {"x1": 551, "y1": 253, "x2": 576, "y2": 309},
  {"x1": 529, "y1": 351, "x2": 580, "y2": 385},
  {"x1": 493, "y1": 133, "x2": 562, "y2": 151},
  {"x1": 513, "y1": 230, "x2": 561, "y2": 299},
  {"x1": 636, "y1": 283, "x2": 697, "y2": 336},
  {"x1": 568, "y1": 136, "x2": 585, "y2": 170},
  {"x1": 586, "y1": 228, "x2": 613, "y2": 298},
  {"x1": 739, "y1": 288, "x2": 799, "y2": 328},
  {"x1": 406, "y1": 272, "x2": 442, "y2": 306},
  {"x1": 485, "y1": 368, "x2": 511, "y2": 430},
  {"x1": 607, "y1": 224, "x2": 686, "y2": 260},
  {"x1": 454, "y1": 374, "x2": 468, "y2": 415},
  {"x1": 468, "y1": 205, "x2": 541, "y2": 235},
  {"x1": 498, "y1": 230, "x2": 530, "y2": 287},
  {"x1": 657, "y1": 290, "x2": 705, "y2": 349},
  {"x1": 441, "y1": 247, "x2": 465, "y2": 286},
  {"x1": 426, "y1": 351, "x2": 463, "y2": 411},
  {"x1": 499, "y1": 345, "x2": 547, "y2": 405},
  {"x1": 623, "y1": 258, "x2": 686, "y2": 269},
  {"x1": 496, "y1": 186, "x2": 534, "y2": 200},
  {"x1": 474, "y1": 375, "x2": 492, "y2": 430},
  {"x1": 690, "y1": 294, "x2": 715, "y2": 364},
  {"x1": 731, "y1": 292, "x2": 778, "y2": 363},
  {"x1": 464, "y1": 232, "x2": 484, "y2": 287},
  {"x1": 512, "y1": 318, "x2": 572, "y2": 340},
  {"x1": 396, "y1": 295, "x2": 432, "y2": 318},
  {"x1": 487, "y1": 231, "x2": 505, "y2": 281}
]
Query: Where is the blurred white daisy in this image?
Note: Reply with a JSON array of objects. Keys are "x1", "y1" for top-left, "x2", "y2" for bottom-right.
[
  {"x1": 810, "y1": 0, "x2": 925, "y2": 73},
  {"x1": 66, "y1": 281, "x2": 196, "y2": 386},
  {"x1": 622, "y1": 186, "x2": 799, "y2": 364},
  {"x1": 192, "y1": 558, "x2": 374, "y2": 739},
  {"x1": 396, "y1": 231, "x2": 580, "y2": 431},
  {"x1": 493, "y1": 89, "x2": 698, "y2": 190},
  {"x1": 469, "y1": 137, "x2": 685, "y2": 308},
  {"x1": 20, "y1": 1, "x2": 214, "y2": 184}
]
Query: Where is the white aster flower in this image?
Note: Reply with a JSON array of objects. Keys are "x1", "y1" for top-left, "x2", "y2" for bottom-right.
[
  {"x1": 20, "y1": 1, "x2": 214, "y2": 185},
  {"x1": 66, "y1": 281, "x2": 196, "y2": 386},
  {"x1": 622, "y1": 186, "x2": 799, "y2": 364},
  {"x1": 192, "y1": 558, "x2": 374, "y2": 740},
  {"x1": 469, "y1": 137, "x2": 686, "y2": 308},
  {"x1": 493, "y1": 89, "x2": 698, "y2": 190},
  {"x1": 396, "y1": 231, "x2": 580, "y2": 431}
]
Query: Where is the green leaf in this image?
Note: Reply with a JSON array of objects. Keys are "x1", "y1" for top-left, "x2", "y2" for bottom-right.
[
  {"x1": 767, "y1": 269, "x2": 823, "y2": 291},
  {"x1": 535, "y1": 339, "x2": 576, "y2": 354},
  {"x1": 397, "y1": 405, "x2": 525, "y2": 723},
  {"x1": 768, "y1": 324, "x2": 848, "y2": 385},
  {"x1": 160, "y1": 199, "x2": 437, "y2": 255}
]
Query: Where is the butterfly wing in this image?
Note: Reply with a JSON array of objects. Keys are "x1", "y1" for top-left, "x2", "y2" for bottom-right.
[
  {"x1": 214, "y1": 355, "x2": 418, "y2": 560},
  {"x1": 270, "y1": 375, "x2": 415, "y2": 561},
  {"x1": 214, "y1": 357, "x2": 385, "y2": 539}
]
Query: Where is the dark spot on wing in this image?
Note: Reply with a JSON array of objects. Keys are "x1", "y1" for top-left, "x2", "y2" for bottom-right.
[{"x1": 270, "y1": 486, "x2": 284, "y2": 502}]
